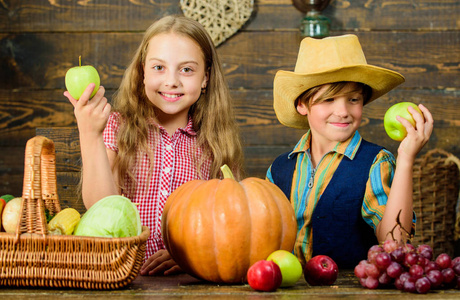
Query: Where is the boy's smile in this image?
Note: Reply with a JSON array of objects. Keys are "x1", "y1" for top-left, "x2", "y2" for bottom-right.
[{"x1": 330, "y1": 122, "x2": 352, "y2": 128}]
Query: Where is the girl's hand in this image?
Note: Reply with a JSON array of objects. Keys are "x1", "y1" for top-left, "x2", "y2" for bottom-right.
[
  {"x1": 64, "y1": 83, "x2": 111, "y2": 135},
  {"x1": 396, "y1": 104, "x2": 433, "y2": 162},
  {"x1": 140, "y1": 249, "x2": 183, "y2": 276}
]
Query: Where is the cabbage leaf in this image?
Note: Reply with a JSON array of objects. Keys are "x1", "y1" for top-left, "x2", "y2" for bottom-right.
[{"x1": 74, "y1": 195, "x2": 142, "y2": 238}]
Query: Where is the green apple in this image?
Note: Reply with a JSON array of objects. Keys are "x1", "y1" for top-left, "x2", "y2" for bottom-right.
[
  {"x1": 384, "y1": 102, "x2": 423, "y2": 141},
  {"x1": 65, "y1": 56, "x2": 100, "y2": 100},
  {"x1": 267, "y1": 249, "x2": 303, "y2": 287}
]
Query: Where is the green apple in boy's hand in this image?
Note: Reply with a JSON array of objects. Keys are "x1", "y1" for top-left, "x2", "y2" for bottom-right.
[
  {"x1": 267, "y1": 249, "x2": 303, "y2": 287},
  {"x1": 65, "y1": 56, "x2": 100, "y2": 100},
  {"x1": 384, "y1": 102, "x2": 423, "y2": 141}
]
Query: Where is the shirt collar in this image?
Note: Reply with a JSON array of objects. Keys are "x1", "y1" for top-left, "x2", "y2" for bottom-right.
[
  {"x1": 179, "y1": 116, "x2": 197, "y2": 136},
  {"x1": 148, "y1": 115, "x2": 197, "y2": 136},
  {"x1": 289, "y1": 130, "x2": 362, "y2": 160}
]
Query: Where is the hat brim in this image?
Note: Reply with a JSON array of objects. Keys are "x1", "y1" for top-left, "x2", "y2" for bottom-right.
[{"x1": 273, "y1": 65, "x2": 405, "y2": 129}]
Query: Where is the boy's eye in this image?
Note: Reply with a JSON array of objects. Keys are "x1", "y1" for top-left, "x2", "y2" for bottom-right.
[
  {"x1": 350, "y1": 97, "x2": 362, "y2": 103},
  {"x1": 324, "y1": 98, "x2": 334, "y2": 102}
]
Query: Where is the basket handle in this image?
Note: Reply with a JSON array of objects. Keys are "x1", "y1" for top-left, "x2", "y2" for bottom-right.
[
  {"x1": 16, "y1": 136, "x2": 61, "y2": 240},
  {"x1": 445, "y1": 154, "x2": 460, "y2": 171},
  {"x1": 420, "y1": 148, "x2": 459, "y2": 169}
]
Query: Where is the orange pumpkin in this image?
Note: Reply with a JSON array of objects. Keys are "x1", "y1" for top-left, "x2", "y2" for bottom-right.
[{"x1": 161, "y1": 165, "x2": 297, "y2": 283}]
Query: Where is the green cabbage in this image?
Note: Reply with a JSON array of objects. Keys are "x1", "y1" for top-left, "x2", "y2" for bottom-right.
[{"x1": 74, "y1": 195, "x2": 142, "y2": 238}]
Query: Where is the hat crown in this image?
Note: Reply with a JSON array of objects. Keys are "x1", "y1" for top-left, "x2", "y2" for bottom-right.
[{"x1": 294, "y1": 34, "x2": 367, "y2": 74}]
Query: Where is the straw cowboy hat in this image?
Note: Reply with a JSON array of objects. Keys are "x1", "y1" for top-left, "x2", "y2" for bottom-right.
[{"x1": 273, "y1": 34, "x2": 405, "y2": 129}]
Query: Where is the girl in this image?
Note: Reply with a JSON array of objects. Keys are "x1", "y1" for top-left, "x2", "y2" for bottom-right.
[{"x1": 65, "y1": 15, "x2": 244, "y2": 275}]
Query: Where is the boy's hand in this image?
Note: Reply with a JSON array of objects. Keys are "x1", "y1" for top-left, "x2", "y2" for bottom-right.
[
  {"x1": 140, "y1": 249, "x2": 183, "y2": 276},
  {"x1": 64, "y1": 83, "x2": 111, "y2": 135},
  {"x1": 396, "y1": 104, "x2": 433, "y2": 162}
]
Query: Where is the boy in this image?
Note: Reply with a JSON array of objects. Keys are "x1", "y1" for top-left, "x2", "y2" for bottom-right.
[{"x1": 266, "y1": 35, "x2": 433, "y2": 268}]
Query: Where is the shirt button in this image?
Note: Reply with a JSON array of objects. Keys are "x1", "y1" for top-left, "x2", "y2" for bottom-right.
[
  {"x1": 161, "y1": 190, "x2": 168, "y2": 196},
  {"x1": 165, "y1": 145, "x2": 172, "y2": 151},
  {"x1": 164, "y1": 167, "x2": 171, "y2": 174}
]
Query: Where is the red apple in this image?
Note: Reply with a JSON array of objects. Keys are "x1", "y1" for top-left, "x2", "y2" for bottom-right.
[
  {"x1": 304, "y1": 255, "x2": 338, "y2": 286},
  {"x1": 247, "y1": 260, "x2": 282, "y2": 292}
]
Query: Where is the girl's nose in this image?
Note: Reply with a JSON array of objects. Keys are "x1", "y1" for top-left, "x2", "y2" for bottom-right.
[{"x1": 164, "y1": 70, "x2": 179, "y2": 87}]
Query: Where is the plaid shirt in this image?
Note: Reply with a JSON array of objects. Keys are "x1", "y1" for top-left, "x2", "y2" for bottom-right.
[
  {"x1": 267, "y1": 131, "x2": 415, "y2": 264},
  {"x1": 103, "y1": 112, "x2": 211, "y2": 260}
]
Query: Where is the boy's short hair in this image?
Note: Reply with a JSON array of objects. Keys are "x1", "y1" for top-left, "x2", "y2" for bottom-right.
[{"x1": 295, "y1": 82, "x2": 373, "y2": 110}]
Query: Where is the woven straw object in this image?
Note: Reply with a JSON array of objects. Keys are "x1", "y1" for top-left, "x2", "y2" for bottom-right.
[
  {"x1": 412, "y1": 149, "x2": 460, "y2": 257},
  {"x1": 0, "y1": 136, "x2": 149, "y2": 289},
  {"x1": 180, "y1": 0, "x2": 254, "y2": 46}
]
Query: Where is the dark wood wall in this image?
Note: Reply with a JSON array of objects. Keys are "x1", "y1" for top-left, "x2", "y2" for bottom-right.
[{"x1": 1, "y1": 0, "x2": 459, "y2": 205}]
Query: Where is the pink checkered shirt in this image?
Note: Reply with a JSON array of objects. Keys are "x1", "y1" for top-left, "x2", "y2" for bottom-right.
[{"x1": 103, "y1": 112, "x2": 211, "y2": 261}]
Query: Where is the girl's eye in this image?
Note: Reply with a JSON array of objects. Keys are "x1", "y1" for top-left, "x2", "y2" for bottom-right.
[
  {"x1": 324, "y1": 98, "x2": 334, "y2": 102},
  {"x1": 153, "y1": 65, "x2": 164, "y2": 71},
  {"x1": 181, "y1": 67, "x2": 193, "y2": 73}
]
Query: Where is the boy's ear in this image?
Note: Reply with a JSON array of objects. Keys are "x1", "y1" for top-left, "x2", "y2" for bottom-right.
[{"x1": 296, "y1": 101, "x2": 309, "y2": 116}]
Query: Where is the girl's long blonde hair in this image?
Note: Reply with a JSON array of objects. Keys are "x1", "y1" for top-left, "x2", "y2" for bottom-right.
[{"x1": 111, "y1": 15, "x2": 244, "y2": 190}]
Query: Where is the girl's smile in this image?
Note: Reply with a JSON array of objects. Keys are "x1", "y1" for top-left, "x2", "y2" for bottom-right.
[{"x1": 159, "y1": 92, "x2": 184, "y2": 102}]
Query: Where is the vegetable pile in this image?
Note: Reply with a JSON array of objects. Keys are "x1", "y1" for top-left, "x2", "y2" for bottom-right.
[{"x1": 0, "y1": 194, "x2": 142, "y2": 238}]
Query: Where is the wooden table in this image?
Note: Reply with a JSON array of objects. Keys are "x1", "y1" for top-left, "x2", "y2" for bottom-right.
[{"x1": 0, "y1": 271, "x2": 459, "y2": 299}]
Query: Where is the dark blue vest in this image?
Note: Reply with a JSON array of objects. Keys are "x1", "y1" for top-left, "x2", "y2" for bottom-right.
[{"x1": 271, "y1": 140, "x2": 383, "y2": 269}]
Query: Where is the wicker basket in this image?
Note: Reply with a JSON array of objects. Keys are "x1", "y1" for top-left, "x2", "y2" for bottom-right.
[
  {"x1": 412, "y1": 149, "x2": 460, "y2": 257},
  {"x1": 0, "y1": 136, "x2": 149, "y2": 289}
]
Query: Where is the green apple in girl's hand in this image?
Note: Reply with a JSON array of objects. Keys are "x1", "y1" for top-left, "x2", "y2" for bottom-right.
[
  {"x1": 65, "y1": 56, "x2": 100, "y2": 100},
  {"x1": 384, "y1": 102, "x2": 423, "y2": 141}
]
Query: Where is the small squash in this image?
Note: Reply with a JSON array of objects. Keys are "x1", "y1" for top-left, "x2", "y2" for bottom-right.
[
  {"x1": 161, "y1": 165, "x2": 297, "y2": 283},
  {"x1": 47, "y1": 207, "x2": 81, "y2": 235}
]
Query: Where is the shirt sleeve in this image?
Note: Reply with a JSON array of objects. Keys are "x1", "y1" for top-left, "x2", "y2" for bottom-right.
[
  {"x1": 266, "y1": 165, "x2": 274, "y2": 183},
  {"x1": 362, "y1": 149, "x2": 398, "y2": 230},
  {"x1": 103, "y1": 112, "x2": 120, "y2": 152}
]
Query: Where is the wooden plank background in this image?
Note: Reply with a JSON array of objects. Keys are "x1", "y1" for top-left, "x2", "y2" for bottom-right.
[{"x1": 1, "y1": 0, "x2": 459, "y2": 209}]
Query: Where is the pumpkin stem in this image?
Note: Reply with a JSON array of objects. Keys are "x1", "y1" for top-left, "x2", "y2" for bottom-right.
[{"x1": 220, "y1": 164, "x2": 235, "y2": 180}]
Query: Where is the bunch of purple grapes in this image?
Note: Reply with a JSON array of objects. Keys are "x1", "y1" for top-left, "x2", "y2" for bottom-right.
[{"x1": 354, "y1": 240, "x2": 460, "y2": 294}]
